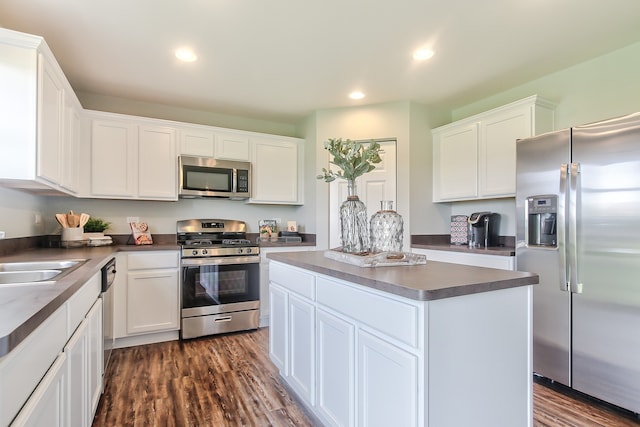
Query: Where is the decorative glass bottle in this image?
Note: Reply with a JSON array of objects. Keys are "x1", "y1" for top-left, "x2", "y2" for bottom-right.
[
  {"x1": 370, "y1": 200, "x2": 404, "y2": 253},
  {"x1": 339, "y1": 180, "x2": 370, "y2": 254}
]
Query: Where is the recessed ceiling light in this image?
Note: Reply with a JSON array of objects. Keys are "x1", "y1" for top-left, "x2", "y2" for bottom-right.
[
  {"x1": 413, "y1": 48, "x2": 434, "y2": 61},
  {"x1": 175, "y1": 48, "x2": 198, "y2": 62},
  {"x1": 349, "y1": 91, "x2": 365, "y2": 100}
]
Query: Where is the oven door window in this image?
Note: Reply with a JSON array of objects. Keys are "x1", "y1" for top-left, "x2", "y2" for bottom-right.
[
  {"x1": 182, "y1": 263, "x2": 259, "y2": 308},
  {"x1": 183, "y1": 165, "x2": 232, "y2": 193}
]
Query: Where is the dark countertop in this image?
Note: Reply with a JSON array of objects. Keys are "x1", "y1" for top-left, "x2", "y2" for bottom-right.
[
  {"x1": 267, "y1": 250, "x2": 537, "y2": 301},
  {"x1": 411, "y1": 234, "x2": 515, "y2": 256},
  {"x1": 0, "y1": 243, "x2": 179, "y2": 358},
  {"x1": 411, "y1": 243, "x2": 515, "y2": 256}
]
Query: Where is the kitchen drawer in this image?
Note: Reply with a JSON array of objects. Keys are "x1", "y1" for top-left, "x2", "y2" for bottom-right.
[
  {"x1": 127, "y1": 251, "x2": 179, "y2": 270},
  {"x1": 269, "y1": 261, "x2": 315, "y2": 300},
  {"x1": 316, "y1": 276, "x2": 420, "y2": 348},
  {"x1": 0, "y1": 304, "x2": 67, "y2": 427},
  {"x1": 67, "y1": 271, "x2": 101, "y2": 338}
]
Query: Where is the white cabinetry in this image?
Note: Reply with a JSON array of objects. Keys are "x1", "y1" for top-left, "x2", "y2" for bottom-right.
[
  {"x1": 412, "y1": 248, "x2": 515, "y2": 270},
  {"x1": 178, "y1": 127, "x2": 215, "y2": 157},
  {"x1": 433, "y1": 95, "x2": 555, "y2": 202},
  {"x1": 316, "y1": 308, "x2": 355, "y2": 427},
  {"x1": 259, "y1": 246, "x2": 314, "y2": 326},
  {"x1": 89, "y1": 112, "x2": 178, "y2": 200},
  {"x1": 37, "y1": 51, "x2": 64, "y2": 187},
  {"x1": 114, "y1": 251, "x2": 180, "y2": 346},
  {"x1": 10, "y1": 353, "x2": 67, "y2": 427},
  {"x1": 90, "y1": 118, "x2": 137, "y2": 197},
  {"x1": 269, "y1": 259, "x2": 533, "y2": 426},
  {"x1": 216, "y1": 132, "x2": 250, "y2": 161},
  {"x1": 268, "y1": 262, "x2": 316, "y2": 407},
  {"x1": 249, "y1": 136, "x2": 304, "y2": 204},
  {"x1": 65, "y1": 297, "x2": 103, "y2": 427},
  {"x1": 0, "y1": 28, "x2": 81, "y2": 195},
  {"x1": 0, "y1": 269, "x2": 103, "y2": 427},
  {"x1": 138, "y1": 125, "x2": 177, "y2": 199},
  {"x1": 357, "y1": 330, "x2": 418, "y2": 427}
]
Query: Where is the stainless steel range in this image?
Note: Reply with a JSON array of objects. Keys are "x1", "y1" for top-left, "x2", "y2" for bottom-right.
[{"x1": 177, "y1": 219, "x2": 260, "y2": 339}]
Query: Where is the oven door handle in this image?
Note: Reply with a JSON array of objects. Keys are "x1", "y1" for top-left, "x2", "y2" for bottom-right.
[{"x1": 181, "y1": 256, "x2": 260, "y2": 266}]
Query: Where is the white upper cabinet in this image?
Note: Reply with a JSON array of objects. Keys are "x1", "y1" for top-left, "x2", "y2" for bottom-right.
[
  {"x1": 433, "y1": 122, "x2": 479, "y2": 200},
  {"x1": 60, "y1": 92, "x2": 82, "y2": 194},
  {"x1": 88, "y1": 112, "x2": 178, "y2": 200},
  {"x1": 216, "y1": 132, "x2": 250, "y2": 161},
  {"x1": 90, "y1": 116, "x2": 138, "y2": 198},
  {"x1": 0, "y1": 28, "x2": 80, "y2": 195},
  {"x1": 138, "y1": 125, "x2": 177, "y2": 199},
  {"x1": 433, "y1": 95, "x2": 555, "y2": 202},
  {"x1": 178, "y1": 126, "x2": 215, "y2": 157},
  {"x1": 249, "y1": 136, "x2": 304, "y2": 205}
]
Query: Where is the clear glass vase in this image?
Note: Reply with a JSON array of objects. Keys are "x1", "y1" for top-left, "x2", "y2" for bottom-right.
[
  {"x1": 370, "y1": 200, "x2": 404, "y2": 254},
  {"x1": 339, "y1": 180, "x2": 370, "y2": 254}
]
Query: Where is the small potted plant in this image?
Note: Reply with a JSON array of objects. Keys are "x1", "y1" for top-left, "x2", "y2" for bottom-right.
[{"x1": 83, "y1": 217, "x2": 111, "y2": 238}]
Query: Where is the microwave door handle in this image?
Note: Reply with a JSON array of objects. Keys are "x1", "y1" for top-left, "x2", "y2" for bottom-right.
[
  {"x1": 231, "y1": 168, "x2": 237, "y2": 194},
  {"x1": 569, "y1": 162, "x2": 582, "y2": 294},
  {"x1": 558, "y1": 163, "x2": 569, "y2": 291}
]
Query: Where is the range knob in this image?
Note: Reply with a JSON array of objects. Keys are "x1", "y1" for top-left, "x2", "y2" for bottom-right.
[
  {"x1": 245, "y1": 248, "x2": 252, "y2": 254},
  {"x1": 202, "y1": 249, "x2": 208, "y2": 255},
  {"x1": 238, "y1": 248, "x2": 244, "y2": 254},
  {"x1": 191, "y1": 250, "x2": 198, "y2": 256}
]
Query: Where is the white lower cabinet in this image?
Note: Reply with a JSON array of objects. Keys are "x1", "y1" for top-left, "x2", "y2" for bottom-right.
[
  {"x1": 412, "y1": 247, "x2": 515, "y2": 270},
  {"x1": 260, "y1": 246, "x2": 315, "y2": 326},
  {"x1": 268, "y1": 284, "x2": 288, "y2": 373},
  {"x1": 269, "y1": 260, "x2": 532, "y2": 427},
  {"x1": 127, "y1": 269, "x2": 179, "y2": 334},
  {"x1": 10, "y1": 353, "x2": 67, "y2": 427},
  {"x1": 65, "y1": 298, "x2": 103, "y2": 427},
  {"x1": 357, "y1": 330, "x2": 418, "y2": 427},
  {"x1": 2, "y1": 271, "x2": 103, "y2": 427},
  {"x1": 288, "y1": 294, "x2": 315, "y2": 405},
  {"x1": 114, "y1": 251, "x2": 180, "y2": 346},
  {"x1": 316, "y1": 308, "x2": 355, "y2": 427}
]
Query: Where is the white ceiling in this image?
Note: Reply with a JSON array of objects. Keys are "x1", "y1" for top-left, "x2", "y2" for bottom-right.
[{"x1": 2, "y1": 0, "x2": 640, "y2": 124}]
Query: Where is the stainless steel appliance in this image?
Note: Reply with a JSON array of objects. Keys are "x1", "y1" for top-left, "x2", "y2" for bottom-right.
[
  {"x1": 101, "y1": 257, "x2": 116, "y2": 378},
  {"x1": 467, "y1": 212, "x2": 500, "y2": 248},
  {"x1": 516, "y1": 112, "x2": 640, "y2": 414},
  {"x1": 178, "y1": 156, "x2": 251, "y2": 199},
  {"x1": 178, "y1": 219, "x2": 260, "y2": 339}
]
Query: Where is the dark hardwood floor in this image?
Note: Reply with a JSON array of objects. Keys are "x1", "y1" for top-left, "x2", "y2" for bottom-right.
[{"x1": 93, "y1": 328, "x2": 639, "y2": 427}]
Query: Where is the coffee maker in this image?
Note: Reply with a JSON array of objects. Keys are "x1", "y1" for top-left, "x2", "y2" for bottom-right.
[{"x1": 468, "y1": 212, "x2": 500, "y2": 248}]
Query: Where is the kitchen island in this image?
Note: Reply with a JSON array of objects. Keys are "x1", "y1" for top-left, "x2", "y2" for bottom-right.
[{"x1": 267, "y1": 250, "x2": 538, "y2": 427}]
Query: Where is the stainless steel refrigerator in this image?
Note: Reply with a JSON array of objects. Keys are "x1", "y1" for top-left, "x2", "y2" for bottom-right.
[{"x1": 516, "y1": 112, "x2": 640, "y2": 414}]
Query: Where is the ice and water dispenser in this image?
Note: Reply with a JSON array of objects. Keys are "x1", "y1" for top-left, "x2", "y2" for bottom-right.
[{"x1": 526, "y1": 195, "x2": 557, "y2": 247}]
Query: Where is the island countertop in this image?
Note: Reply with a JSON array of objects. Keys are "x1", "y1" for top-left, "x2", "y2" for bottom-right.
[{"x1": 267, "y1": 250, "x2": 538, "y2": 301}]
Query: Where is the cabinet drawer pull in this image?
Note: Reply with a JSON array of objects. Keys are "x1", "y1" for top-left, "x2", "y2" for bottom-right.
[{"x1": 214, "y1": 316, "x2": 232, "y2": 323}]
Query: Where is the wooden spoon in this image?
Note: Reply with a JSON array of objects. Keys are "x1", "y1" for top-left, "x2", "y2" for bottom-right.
[
  {"x1": 56, "y1": 213, "x2": 68, "y2": 228},
  {"x1": 79, "y1": 213, "x2": 90, "y2": 228},
  {"x1": 67, "y1": 210, "x2": 77, "y2": 228}
]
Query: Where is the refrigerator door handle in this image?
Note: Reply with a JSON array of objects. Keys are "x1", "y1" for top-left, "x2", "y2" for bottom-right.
[
  {"x1": 558, "y1": 163, "x2": 569, "y2": 291},
  {"x1": 569, "y1": 162, "x2": 583, "y2": 293}
]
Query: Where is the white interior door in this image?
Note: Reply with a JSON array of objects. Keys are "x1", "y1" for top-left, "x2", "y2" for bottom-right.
[{"x1": 329, "y1": 140, "x2": 397, "y2": 249}]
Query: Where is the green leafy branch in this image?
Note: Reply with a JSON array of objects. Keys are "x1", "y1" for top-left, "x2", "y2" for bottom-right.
[{"x1": 316, "y1": 138, "x2": 383, "y2": 183}]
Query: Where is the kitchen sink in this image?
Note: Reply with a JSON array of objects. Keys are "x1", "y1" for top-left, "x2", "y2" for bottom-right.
[
  {"x1": 0, "y1": 270, "x2": 61, "y2": 285},
  {"x1": 0, "y1": 259, "x2": 86, "y2": 272},
  {"x1": 0, "y1": 259, "x2": 87, "y2": 286}
]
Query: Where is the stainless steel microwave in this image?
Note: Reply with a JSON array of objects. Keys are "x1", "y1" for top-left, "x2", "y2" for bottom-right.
[{"x1": 178, "y1": 156, "x2": 251, "y2": 199}]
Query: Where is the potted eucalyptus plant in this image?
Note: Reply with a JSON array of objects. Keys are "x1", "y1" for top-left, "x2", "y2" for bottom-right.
[{"x1": 317, "y1": 138, "x2": 382, "y2": 253}]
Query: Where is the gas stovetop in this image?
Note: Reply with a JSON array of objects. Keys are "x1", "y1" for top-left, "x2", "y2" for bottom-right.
[{"x1": 177, "y1": 219, "x2": 259, "y2": 258}]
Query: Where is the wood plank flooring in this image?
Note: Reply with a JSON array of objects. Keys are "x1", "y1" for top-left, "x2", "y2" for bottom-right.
[{"x1": 93, "y1": 328, "x2": 639, "y2": 427}]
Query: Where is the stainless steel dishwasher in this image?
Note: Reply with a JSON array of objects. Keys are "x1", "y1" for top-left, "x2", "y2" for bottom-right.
[{"x1": 101, "y1": 257, "x2": 116, "y2": 385}]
